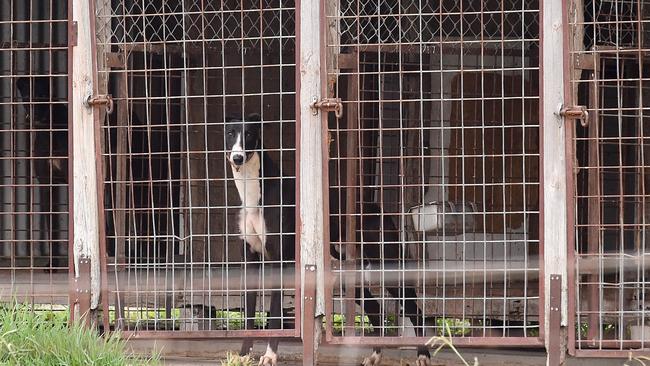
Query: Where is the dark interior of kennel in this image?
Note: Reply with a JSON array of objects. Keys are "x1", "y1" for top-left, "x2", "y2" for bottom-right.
[
  {"x1": 573, "y1": 0, "x2": 650, "y2": 347},
  {"x1": 327, "y1": 0, "x2": 541, "y2": 337},
  {"x1": 0, "y1": 0, "x2": 70, "y2": 305},
  {"x1": 98, "y1": 0, "x2": 297, "y2": 331}
]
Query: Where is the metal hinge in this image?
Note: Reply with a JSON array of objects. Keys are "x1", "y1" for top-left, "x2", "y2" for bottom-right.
[
  {"x1": 84, "y1": 94, "x2": 114, "y2": 114},
  {"x1": 559, "y1": 104, "x2": 589, "y2": 127},
  {"x1": 310, "y1": 97, "x2": 343, "y2": 118}
]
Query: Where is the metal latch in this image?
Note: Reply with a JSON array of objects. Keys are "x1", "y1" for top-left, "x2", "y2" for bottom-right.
[
  {"x1": 84, "y1": 94, "x2": 114, "y2": 114},
  {"x1": 310, "y1": 97, "x2": 343, "y2": 118},
  {"x1": 559, "y1": 105, "x2": 588, "y2": 127}
]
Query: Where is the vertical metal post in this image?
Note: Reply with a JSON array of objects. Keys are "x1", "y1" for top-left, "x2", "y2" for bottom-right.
[
  {"x1": 303, "y1": 265, "x2": 317, "y2": 366},
  {"x1": 344, "y1": 71, "x2": 359, "y2": 335},
  {"x1": 543, "y1": 0, "x2": 569, "y2": 361},
  {"x1": 549, "y1": 275, "x2": 563, "y2": 366},
  {"x1": 71, "y1": 0, "x2": 102, "y2": 314},
  {"x1": 299, "y1": 0, "x2": 325, "y2": 358},
  {"x1": 75, "y1": 255, "x2": 92, "y2": 326}
]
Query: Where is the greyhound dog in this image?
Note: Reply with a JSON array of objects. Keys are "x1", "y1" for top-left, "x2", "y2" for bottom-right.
[
  {"x1": 225, "y1": 114, "x2": 430, "y2": 365},
  {"x1": 225, "y1": 114, "x2": 295, "y2": 366}
]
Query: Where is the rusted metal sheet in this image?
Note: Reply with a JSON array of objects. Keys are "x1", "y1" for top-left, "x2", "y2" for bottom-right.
[
  {"x1": 548, "y1": 275, "x2": 562, "y2": 366},
  {"x1": 303, "y1": 264, "x2": 317, "y2": 366}
]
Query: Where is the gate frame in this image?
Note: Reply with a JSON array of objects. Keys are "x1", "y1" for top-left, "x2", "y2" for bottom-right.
[
  {"x1": 563, "y1": 0, "x2": 650, "y2": 358},
  {"x1": 319, "y1": 0, "x2": 546, "y2": 349},
  {"x1": 86, "y1": 0, "x2": 305, "y2": 340}
]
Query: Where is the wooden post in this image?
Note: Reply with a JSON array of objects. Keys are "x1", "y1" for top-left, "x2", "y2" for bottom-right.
[
  {"x1": 71, "y1": 0, "x2": 102, "y2": 312},
  {"x1": 300, "y1": 0, "x2": 325, "y2": 357},
  {"x1": 544, "y1": 0, "x2": 569, "y2": 362}
]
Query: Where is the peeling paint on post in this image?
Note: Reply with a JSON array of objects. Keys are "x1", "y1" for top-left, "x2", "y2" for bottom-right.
[
  {"x1": 298, "y1": 0, "x2": 325, "y2": 355},
  {"x1": 72, "y1": 0, "x2": 101, "y2": 310},
  {"x1": 543, "y1": 0, "x2": 569, "y2": 362}
]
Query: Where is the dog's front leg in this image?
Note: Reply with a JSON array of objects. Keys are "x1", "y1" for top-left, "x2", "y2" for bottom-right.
[
  {"x1": 258, "y1": 290, "x2": 281, "y2": 366},
  {"x1": 240, "y1": 249, "x2": 260, "y2": 356}
]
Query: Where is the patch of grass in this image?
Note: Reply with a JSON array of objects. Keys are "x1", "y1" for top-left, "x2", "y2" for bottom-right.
[
  {"x1": 0, "y1": 302, "x2": 158, "y2": 365},
  {"x1": 220, "y1": 352, "x2": 254, "y2": 366},
  {"x1": 107, "y1": 307, "x2": 270, "y2": 330},
  {"x1": 108, "y1": 307, "x2": 181, "y2": 324},
  {"x1": 329, "y1": 314, "x2": 375, "y2": 334},
  {"x1": 526, "y1": 327, "x2": 540, "y2": 337},
  {"x1": 436, "y1": 318, "x2": 471, "y2": 336}
]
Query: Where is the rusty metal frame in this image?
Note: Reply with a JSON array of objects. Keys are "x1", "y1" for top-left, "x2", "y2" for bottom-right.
[
  {"x1": 565, "y1": 0, "x2": 650, "y2": 357},
  {"x1": 68, "y1": 0, "x2": 78, "y2": 323},
  {"x1": 321, "y1": 0, "x2": 545, "y2": 348},
  {"x1": 0, "y1": 0, "x2": 73, "y2": 315},
  {"x1": 91, "y1": 0, "x2": 303, "y2": 340}
]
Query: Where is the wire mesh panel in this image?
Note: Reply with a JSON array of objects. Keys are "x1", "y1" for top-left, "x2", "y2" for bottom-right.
[
  {"x1": 94, "y1": 0, "x2": 298, "y2": 335},
  {"x1": 0, "y1": 1, "x2": 70, "y2": 309},
  {"x1": 324, "y1": 0, "x2": 542, "y2": 344},
  {"x1": 569, "y1": 0, "x2": 650, "y2": 355}
]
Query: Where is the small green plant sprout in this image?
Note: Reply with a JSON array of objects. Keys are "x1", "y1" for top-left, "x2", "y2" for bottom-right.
[
  {"x1": 221, "y1": 351, "x2": 254, "y2": 366},
  {"x1": 624, "y1": 353, "x2": 650, "y2": 366},
  {"x1": 426, "y1": 323, "x2": 479, "y2": 366}
]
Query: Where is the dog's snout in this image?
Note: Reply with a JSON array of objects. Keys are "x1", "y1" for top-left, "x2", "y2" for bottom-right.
[{"x1": 232, "y1": 154, "x2": 244, "y2": 165}]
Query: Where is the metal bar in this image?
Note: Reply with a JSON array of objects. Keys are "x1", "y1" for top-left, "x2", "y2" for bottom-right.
[
  {"x1": 67, "y1": 0, "x2": 76, "y2": 324},
  {"x1": 118, "y1": 330, "x2": 299, "y2": 339},
  {"x1": 585, "y1": 68, "x2": 601, "y2": 345},
  {"x1": 343, "y1": 71, "x2": 359, "y2": 336},
  {"x1": 302, "y1": 264, "x2": 317, "y2": 366},
  {"x1": 76, "y1": 255, "x2": 91, "y2": 326},
  {"x1": 548, "y1": 274, "x2": 562, "y2": 366},
  {"x1": 326, "y1": 336, "x2": 545, "y2": 347}
]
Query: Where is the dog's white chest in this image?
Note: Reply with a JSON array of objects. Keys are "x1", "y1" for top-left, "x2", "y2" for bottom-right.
[{"x1": 231, "y1": 153, "x2": 266, "y2": 254}]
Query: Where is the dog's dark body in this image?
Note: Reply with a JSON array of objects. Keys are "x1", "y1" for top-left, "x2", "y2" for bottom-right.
[
  {"x1": 329, "y1": 199, "x2": 431, "y2": 365},
  {"x1": 226, "y1": 114, "x2": 429, "y2": 365},
  {"x1": 225, "y1": 114, "x2": 295, "y2": 365},
  {"x1": 15, "y1": 78, "x2": 68, "y2": 268}
]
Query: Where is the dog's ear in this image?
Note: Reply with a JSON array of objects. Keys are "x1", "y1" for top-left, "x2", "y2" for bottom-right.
[{"x1": 245, "y1": 113, "x2": 262, "y2": 135}]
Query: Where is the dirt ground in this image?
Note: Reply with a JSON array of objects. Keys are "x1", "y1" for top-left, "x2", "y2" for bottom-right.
[{"x1": 128, "y1": 339, "x2": 630, "y2": 365}]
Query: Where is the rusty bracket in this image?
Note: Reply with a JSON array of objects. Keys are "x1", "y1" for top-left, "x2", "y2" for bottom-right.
[
  {"x1": 74, "y1": 255, "x2": 92, "y2": 326},
  {"x1": 558, "y1": 104, "x2": 588, "y2": 127},
  {"x1": 310, "y1": 97, "x2": 343, "y2": 118},
  {"x1": 573, "y1": 54, "x2": 596, "y2": 71},
  {"x1": 84, "y1": 94, "x2": 114, "y2": 114},
  {"x1": 303, "y1": 264, "x2": 317, "y2": 366},
  {"x1": 548, "y1": 274, "x2": 562, "y2": 366}
]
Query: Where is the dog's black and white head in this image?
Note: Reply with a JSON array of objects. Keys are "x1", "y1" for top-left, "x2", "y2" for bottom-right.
[{"x1": 225, "y1": 113, "x2": 261, "y2": 171}]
